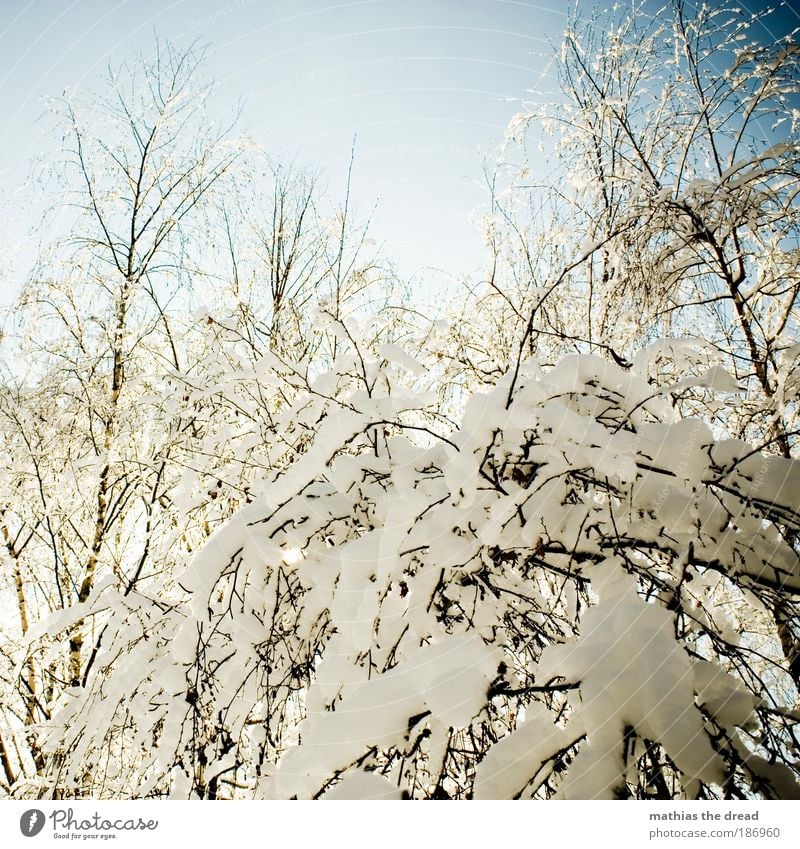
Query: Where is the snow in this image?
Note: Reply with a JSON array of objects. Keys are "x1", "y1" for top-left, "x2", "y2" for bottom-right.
[
  {"x1": 321, "y1": 771, "x2": 403, "y2": 800},
  {"x1": 18, "y1": 340, "x2": 799, "y2": 800},
  {"x1": 536, "y1": 559, "x2": 725, "y2": 798},
  {"x1": 274, "y1": 634, "x2": 498, "y2": 799},
  {"x1": 473, "y1": 703, "x2": 573, "y2": 799}
]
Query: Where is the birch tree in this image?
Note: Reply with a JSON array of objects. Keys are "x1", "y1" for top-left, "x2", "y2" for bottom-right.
[
  {"x1": 482, "y1": 0, "x2": 800, "y2": 691},
  {"x1": 0, "y1": 40, "x2": 242, "y2": 792},
  {"x1": 480, "y1": 1, "x2": 800, "y2": 449}
]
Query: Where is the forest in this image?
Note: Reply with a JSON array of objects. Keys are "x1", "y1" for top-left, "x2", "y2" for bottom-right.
[{"x1": 0, "y1": 1, "x2": 799, "y2": 800}]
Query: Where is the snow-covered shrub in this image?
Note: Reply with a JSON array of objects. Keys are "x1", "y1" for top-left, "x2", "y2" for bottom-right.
[{"x1": 38, "y1": 350, "x2": 800, "y2": 799}]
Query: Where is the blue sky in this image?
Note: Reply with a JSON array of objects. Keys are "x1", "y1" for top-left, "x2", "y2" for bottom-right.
[
  {"x1": 0, "y1": 0, "x2": 569, "y2": 292},
  {"x1": 0, "y1": 0, "x2": 798, "y2": 298}
]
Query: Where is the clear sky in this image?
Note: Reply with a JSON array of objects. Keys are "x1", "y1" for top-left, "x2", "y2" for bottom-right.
[{"x1": 0, "y1": 0, "x2": 797, "y2": 301}]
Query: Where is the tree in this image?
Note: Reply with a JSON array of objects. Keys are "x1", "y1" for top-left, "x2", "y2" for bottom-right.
[
  {"x1": 479, "y1": 0, "x2": 800, "y2": 448},
  {"x1": 0, "y1": 41, "x2": 402, "y2": 798},
  {"x1": 478, "y1": 0, "x2": 800, "y2": 697},
  {"x1": 2, "y1": 2, "x2": 799, "y2": 802},
  {"x1": 0, "y1": 40, "x2": 243, "y2": 793}
]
